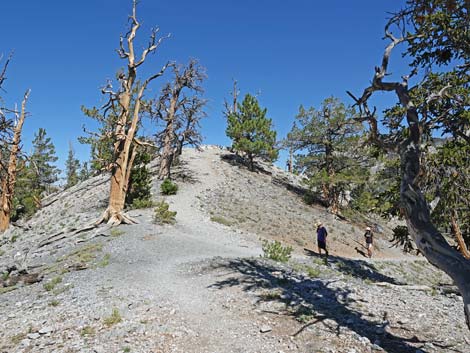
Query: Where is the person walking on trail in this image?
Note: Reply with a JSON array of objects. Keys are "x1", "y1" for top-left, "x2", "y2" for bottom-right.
[
  {"x1": 316, "y1": 222, "x2": 328, "y2": 259},
  {"x1": 364, "y1": 226, "x2": 373, "y2": 258}
]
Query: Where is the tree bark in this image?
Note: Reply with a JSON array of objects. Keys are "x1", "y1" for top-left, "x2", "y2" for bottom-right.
[
  {"x1": 158, "y1": 95, "x2": 177, "y2": 180},
  {"x1": 451, "y1": 211, "x2": 470, "y2": 259},
  {"x1": 288, "y1": 147, "x2": 293, "y2": 173},
  {"x1": 356, "y1": 32, "x2": 470, "y2": 329},
  {"x1": 0, "y1": 90, "x2": 30, "y2": 232},
  {"x1": 96, "y1": 0, "x2": 168, "y2": 225}
]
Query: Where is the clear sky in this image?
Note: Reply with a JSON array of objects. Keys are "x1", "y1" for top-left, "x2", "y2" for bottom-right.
[{"x1": 1, "y1": 0, "x2": 408, "y2": 173}]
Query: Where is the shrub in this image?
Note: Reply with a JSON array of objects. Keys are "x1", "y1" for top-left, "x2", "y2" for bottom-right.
[
  {"x1": 306, "y1": 266, "x2": 321, "y2": 278},
  {"x1": 80, "y1": 326, "x2": 95, "y2": 337},
  {"x1": 43, "y1": 276, "x2": 62, "y2": 292},
  {"x1": 103, "y1": 308, "x2": 122, "y2": 327},
  {"x1": 262, "y1": 240, "x2": 293, "y2": 263},
  {"x1": 302, "y1": 191, "x2": 318, "y2": 205},
  {"x1": 210, "y1": 215, "x2": 233, "y2": 226},
  {"x1": 160, "y1": 179, "x2": 178, "y2": 195},
  {"x1": 129, "y1": 198, "x2": 154, "y2": 209},
  {"x1": 154, "y1": 201, "x2": 177, "y2": 224}
]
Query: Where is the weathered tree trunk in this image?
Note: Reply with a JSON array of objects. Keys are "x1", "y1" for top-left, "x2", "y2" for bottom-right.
[
  {"x1": 324, "y1": 141, "x2": 339, "y2": 214},
  {"x1": 400, "y1": 105, "x2": 470, "y2": 329},
  {"x1": 96, "y1": 0, "x2": 168, "y2": 225},
  {"x1": 158, "y1": 96, "x2": 177, "y2": 180},
  {"x1": 248, "y1": 153, "x2": 254, "y2": 171},
  {"x1": 451, "y1": 211, "x2": 470, "y2": 259},
  {"x1": 330, "y1": 187, "x2": 339, "y2": 215},
  {"x1": 0, "y1": 90, "x2": 30, "y2": 232},
  {"x1": 355, "y1": 33, "x2": 470, "y2": 329},
  {"x1": 156, "y1": 61, "x2": 205, "y2": 178}
]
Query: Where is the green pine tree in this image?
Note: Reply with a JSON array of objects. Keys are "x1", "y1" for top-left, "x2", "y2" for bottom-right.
[
  {"x1": 65, "y1": 143, "x2": 80, "y2": 189},
  {"x1": 11, "y1": 129, "x2": 60, "y2": 220},
  {"x1": 286, "y1": 97, "x2": 367, "y2": 214},
  {"x1": 30, "y1": 128, "x2": 60, "y2": 194},
  {"x1": 226, "y1": 93, "x2": 278, "y2": 171},
  {"x1": 125, "y1": 145, "x2": 155, "y2": 209},
  {"x1": 11, "y1": 158, "x2": 39, "y2": 221},
  {"x1": 79, "y1": 162, "x2": 90, "y2": 182},
  {"x1": 79, "y1": 106, "x2": 116, "y2": 174}
]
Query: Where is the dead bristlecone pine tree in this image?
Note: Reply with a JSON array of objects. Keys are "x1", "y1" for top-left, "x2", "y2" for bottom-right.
[
  {"x1": 92, "y1": 0, "x2": 169, "y2": 226},
  {"x1": 0, "y1": 90, "x2": 31, "y2": 232}
]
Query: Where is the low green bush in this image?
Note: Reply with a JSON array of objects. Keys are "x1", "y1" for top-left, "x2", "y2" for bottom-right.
[
  {"x1": 43, "y1": 276, "x2": 62, "y2": 292},
  {"x1": 154, "y1": 201, "x2": 177, "y2": 224},
  {"x1": 262, "y1": 240, "x2": 293, "y2": 263},
  {"x1": 160, "y1": 179, "x2": 178, "y2": 195},
  {"x1": 210, "y1": 215, "x2": 233, "y2": 226},
  {"x1": 103, "y1": 308, "x2": 122, "y2": 327},
  {"x1": 129, "y1": 198, "x2": 154, "y2": 209}
]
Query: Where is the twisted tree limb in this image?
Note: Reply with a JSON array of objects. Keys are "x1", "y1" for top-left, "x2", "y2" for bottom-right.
[{"x1": 354, "y1": 32, "x2": 470, "y2": 330}]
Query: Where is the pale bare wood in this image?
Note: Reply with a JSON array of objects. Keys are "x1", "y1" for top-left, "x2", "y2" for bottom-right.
[
  {"x1": 96, "y1": 1, "x2": 169, "y2": 226},
  {"x1": 0, "y1": 89, "x2": 30, "y2": 232},
  {"x1": 355, "y1": 29, "x2": 470, "y2": 329},
  {"x1": 156, "y1": 60, "x2": 206, "y2": 179},
  {"x1": 451, "y1": 211, "x2": 470, "y2": 260}
]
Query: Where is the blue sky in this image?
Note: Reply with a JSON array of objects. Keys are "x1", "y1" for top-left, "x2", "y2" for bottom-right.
[{"x1": 1, "y1": 0, "x2": 408, "y2": 172}]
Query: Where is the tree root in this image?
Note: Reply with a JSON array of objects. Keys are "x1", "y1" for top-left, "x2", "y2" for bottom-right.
[{"x1": 94, "y1": 208, "x2": 138, "y2": 226}]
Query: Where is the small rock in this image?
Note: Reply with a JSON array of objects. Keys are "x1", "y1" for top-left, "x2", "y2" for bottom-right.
[
  {"x1": 39, "y1": 326, "x2": 53, "y2": 334},
  {"x1": 27, "y1": 333, "x2": 40, "y2": 340},
  {"x1": 260, "y1": 325, "x2": 272, "y2": 333},
  {"x1": 20, "y1": 338, "x2": 31, "y2": 347},
  {"x1": 424, "y1": 342, "x2": 435, "y2": 349}
]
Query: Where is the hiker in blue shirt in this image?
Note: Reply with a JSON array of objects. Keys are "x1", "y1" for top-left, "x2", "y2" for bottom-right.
[{"x1": 316, "y1": 221, "x2": 328, "y2": 259}]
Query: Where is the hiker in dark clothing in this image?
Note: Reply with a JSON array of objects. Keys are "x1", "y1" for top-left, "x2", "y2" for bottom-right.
[
  {"x1": 364, "y1": 226, "x2": 373, "y2": 258},
  {"x1": 316, "y1": 222, "x2": 328, "y2": 258}
]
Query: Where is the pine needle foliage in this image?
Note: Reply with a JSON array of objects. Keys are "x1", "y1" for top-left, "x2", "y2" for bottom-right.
[{"x1": 226, "y1": 94, "x2": 278, "y2": 171}]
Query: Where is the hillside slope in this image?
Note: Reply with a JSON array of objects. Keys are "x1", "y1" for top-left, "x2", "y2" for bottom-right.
[{"x1": 0, "y1": 146, "x2": 468, "y2": 353}]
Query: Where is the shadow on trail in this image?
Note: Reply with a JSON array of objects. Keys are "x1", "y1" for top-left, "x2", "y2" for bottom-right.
[
  {"x1": 208, "y1": 259, "x2": 428, "y2": 353},
  {"x1": 220, "y1": 153, "x2": 271, "y2": 176},
  {"x1": 171, "y1": 159, "x2": 199, "y2": 184},
  {"x1": 303, "y1": 248, "x2": 401, "y2": 285},
  {"x1": 354, "y1": 246, "x2": 368, "y2": 258}
]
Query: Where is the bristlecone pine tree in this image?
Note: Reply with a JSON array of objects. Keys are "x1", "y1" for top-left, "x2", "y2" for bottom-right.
[
  {"x1": 285, "y1": 97, "x2": 366, "y2": 214},
  {"x1": 351, "y1": 0, "x2": 470, "y2": 329},
  {"x1": 91, "y1": 0, "x2": 169, "y2": 225},
  {"x1": 226, "y1": 93, "x2": 278, "y2": 171},
  {"x1": 154, "y1": 59, "x2": 206, "y2": 180}
]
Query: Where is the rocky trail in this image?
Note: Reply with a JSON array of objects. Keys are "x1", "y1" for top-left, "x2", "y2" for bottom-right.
[{"x1": 0, "y1": 147, "x2": 469, "y2": 353}]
